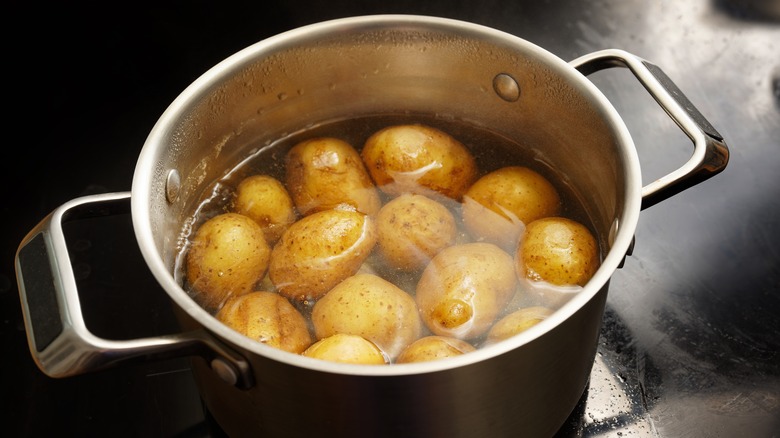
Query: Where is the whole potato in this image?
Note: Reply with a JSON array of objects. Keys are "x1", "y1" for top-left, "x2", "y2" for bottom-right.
[
  {"x1": 361, "y1": 124, "x2": 478, "y2": 200},
  {"x1": 416, "y1": 242, "x2": 518, "y2": 340},
  {"x1": 375, "y1": 193, "x2": 457, "y2": 272},
  {"x1": 285, "y1": 137, "x2": 381, "y2": 216},
  {"x1": 312, "y1": 273, "x2": 422, "y2": 359},
  {"x1": 216, "y1": 291, "x2": 312, "y2": 354},
  {"x1": 396, "y1": 336, "x2": 475, "y2": 364},
  {"x1": 462, "y1": 166, "x2": 561, "y2": 249},
  {"x1": 186, "y1": 213, "x2": 271, "y2": 309},
  {"x1": 518, "y1": 217, "x2": 599, "y2": 286},
  {"x1": 269, "y1": 209, "x2": 377, "y2": 302},
  {"x1": 302, "y1": 333, "x2": 388, "y2": 365},
  {"x1": 232, "y1": 174, "x2": 297, "y2": 244},
  {"x1": 485, "y1": 306, "x2": 554, "y2": 344}
]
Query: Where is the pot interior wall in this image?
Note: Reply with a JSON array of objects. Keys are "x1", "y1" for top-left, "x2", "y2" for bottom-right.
[{"x1": 143, "y1": 19, "x2": 626, "y2": 272}]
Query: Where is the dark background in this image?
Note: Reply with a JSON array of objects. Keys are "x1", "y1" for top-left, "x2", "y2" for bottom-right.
[{"x1": 3, "y1": 1, "x2": 779, "y2": 436}]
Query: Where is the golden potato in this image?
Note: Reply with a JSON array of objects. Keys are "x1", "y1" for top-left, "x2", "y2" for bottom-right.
[
  {"x1": 216, "y1": 291, "x2": 312, "y2": 353},
  {"x1": 462, "y1": 166, "x2": 561, "y2": 249},
  {"x1": 312, "y1": 273, "x2": 422, "y2": 359},
  {"x1": 518, "y1": 217, "x2": 599, "y2": 286},
  {"x1": 486, "y1": 306, "x2": 554, "y2": 344},
  {"x1": 232, "y1": 174, "x2": 296, "y2": 244},
  {"x1": 416, "y1": 243, "x2": 517, "y2": 340},
  {"x1": 361, "y1": 124, "x2": 478, "y2": 200},
  {"x1": 375, "y1": 193, "x2": 457, "y2": 271},
  {"x1": 269, "y1": 209, "x2": 377, "y2": 302},
  {"x1": 186, "y1": 213, "x2": 271, "y2": 309},
  {"x1": 302, "y1": 333, "x2": 388, "y2": 365},
  {"x1": 396, "y1": 336, "x2": 475, "y2": 364},
  {"x1": 285, "y1": 137, "x2": 381, "y2": 216}
]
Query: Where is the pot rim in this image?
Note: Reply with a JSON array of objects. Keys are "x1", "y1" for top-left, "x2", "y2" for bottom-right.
[{"x1": 131, "y1": 14, "x2": 642, "y2": 376}]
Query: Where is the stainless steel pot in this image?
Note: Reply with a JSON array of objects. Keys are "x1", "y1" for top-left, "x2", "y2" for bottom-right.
[{"x1": 15, "y1": 15, "x2": 727, "y2": 437}]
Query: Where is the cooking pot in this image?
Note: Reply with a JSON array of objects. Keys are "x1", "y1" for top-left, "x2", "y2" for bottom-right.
[{"x1": 15, "y1": 15, "x2": 728, "y2": 437}]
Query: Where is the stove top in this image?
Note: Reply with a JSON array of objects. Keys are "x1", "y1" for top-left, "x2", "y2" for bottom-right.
[{"x1": 4, "y1": 1, "x2": 778, "y2": 436}]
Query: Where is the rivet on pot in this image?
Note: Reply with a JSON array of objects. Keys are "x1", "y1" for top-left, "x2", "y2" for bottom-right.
[
  {"x1": 165, "y1": 169, "x2": 181, "y2": 204},
  {"x1": 210, "y1": 357, "x2": 239, "y2": 386},
  {"x1": 493, "y1": 73, "x2": 521, "y2": 102}
]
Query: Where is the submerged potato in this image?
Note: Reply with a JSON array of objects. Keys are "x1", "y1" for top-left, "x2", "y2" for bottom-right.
[
  {"x1": 519, "y1": 217, "x2": 599, "y2": 286},
  {"x1": 375, "y1": 193, "x2": 457, "y2": 271},
  {"x1": 233, "y1": 174, "x2": 296, "y2": 244},
  {"x1": 312, "y1": 273, "x2": 422, "y2": 359},
  {"x1": 361, "y1": 124, "x2": 478, "y2": 200},
  {"x1": 285, "y1": 137, "x2": 381, "y2": 216},
  {"x1": 269, "y1": 209, "x2": 377, "y2": 302},
  {"x1": 486, "y1": 306, "x2": 554, "y2": 344},
  {"x1": 462, "y1": 166, "x2": 561, "y2": 249},
  {"x1": 186, "y1": 213, "x2": 271, "y2": 309},
  {"x1": 416, "y1": 242, "x2": 518, "y2": 340},
  {"x1": 302, "y1": 333, "x2": 388, "y2": 365},
  {"x1": 216, "y1": 291, "x2": 312, "y2": 354},
  {"x1": 396, "y1": 336, "x2": 476, "y2": 364}
]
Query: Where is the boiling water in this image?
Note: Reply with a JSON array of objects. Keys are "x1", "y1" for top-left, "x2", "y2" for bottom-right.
[{"x1": 175, "y1": 113, "x2": 602, "y2": 352}]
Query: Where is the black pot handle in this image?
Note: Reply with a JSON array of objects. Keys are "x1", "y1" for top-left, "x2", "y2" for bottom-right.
[
  {"x1": 570, "y1": 49, "x2": 729, "y2": 209},
  {"x1": 14, "y1": 192, "x2": 253, "y2": 389}
]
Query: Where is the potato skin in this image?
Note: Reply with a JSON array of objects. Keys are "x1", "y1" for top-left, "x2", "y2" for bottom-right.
[
  {"x1": 233, "y1": 174, "x2": 297, "y2": 244},
  {"x1": 518, "y1": 217, "x2": 599, "y2": 286},
  {"x1": 396, "y1": 336, "x2": 475, "y2": 364},
  {"x1": 375, "y1": 193, "x2": 457, "y2": 271},
  {"x1": 285, "y1": 137, "x2": 381, "y2": 216},
  {"x1": 269, "y1": 209, "x2": 377, "y2": 302},
  {"x1": 302, "y1": 333, "x2": 388, "y2": 365},
  {"x1": 186, "y1": 213, "x2": 271, "y2": 310},
  {"x1": 462, "y1": 166, "x2": 561, "y2": 249},
  {"x1": 486, "y1": 306, "x2": 554, "y2": 344},
  {"x1": 361, "y1": 124, "x2": 478, "y2": 200},
  {"x1": 216, "y1": 291, "x2": 312, "y2": 354},
  {"x1": 312, "y1": 273, "x2": 422, "y2": 359},
  {"x1": 416, "y1": 242, "x2": 518, "y2": 340}
]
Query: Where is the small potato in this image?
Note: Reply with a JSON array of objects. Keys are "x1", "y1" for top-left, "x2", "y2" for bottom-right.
[
  {"x1": 269, "y1": 209, "x2": 377, "y2": 302},
  {"x1": 285, "y1": 137, "x2": 381, "y2": 216},
  {"x1": 312, "y1": 274, "x2": 422, "y2": 359},
  {"x1": 232, "y1": 174, "x2": 296, "y2": 244},
  {"x1": 518, "y1": 217, "x2": 599, "y2": 287},
  {"x1": 361, "y1": 124, "x2": 478, "y2": 200},
  {"x1": 302, "y1": 333, "x2": 388, "y2": 365},
  {"x1": 216, "y1": 291, "x2": 312, "y2": 354},
  {"x1": 462, "y1": 166, "x2": 561, "y2": 249},
  {"x1": 375, "y1": 193, "x2": 457, "y2": 271},
  {"x1": 396, "y1": 336, "x2": 475, "y2": 364},
  {"x1": 416, "y1": 243, "x2": 518, "y2": 340},
  {"x1": 486, "y1": 306, "x2": 554, "y2": 344},
  {"x1": 186, "y1": 213, "x2": 271, "y2": 309}
]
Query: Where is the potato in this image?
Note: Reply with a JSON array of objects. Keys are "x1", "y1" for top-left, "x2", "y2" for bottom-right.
[
  {"x1": 486, "y1": 306, "x2": 554, "y2": 344},
  {"x1": 416, "y1": 242, "x2": 518, "y2": 340},
  {"x1": 216, "y1": 291, "x2": 312, "y2": 353},
  {"x1": 285, "y1": 137, "x2": 381, "y2": 216},
  {"x1": 518, "y1": 217, "x2": 599, "y2": 286},
  {"x1": 302, "y1": 333, "x2": 388, "y2": 365},
  {"x1": 375, "y1": 193, "x2": 457, "y2": 271},
  {"x1": 396, "y1": 336, "x2": 475, "y2": 364},
  {"x1": 232, "y1": 174, "x2": 296, "y2": 244},
  {"x1": 269, "y1": 209, "x2": 377, "y2": 302},
  {"x1": 462, "y1": 166, "x2": 561, "y2": 249},
  {"x1": 186, "y1": 213, "x2": 271, "y2": 309},
  {"x1": 312, "y1": 273, "x2": 422, "y2": 359},
  {"x1": 361, "y1": 124, "x2": 478, "y2": 200}
]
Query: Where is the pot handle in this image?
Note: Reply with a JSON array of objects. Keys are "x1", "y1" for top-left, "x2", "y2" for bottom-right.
[
  {"x1": 14, "y1": 192, "x2": 253, "y2": 389},
  {"x1": 570, "y1": 49, "x2": 729, "y2": 209}
]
